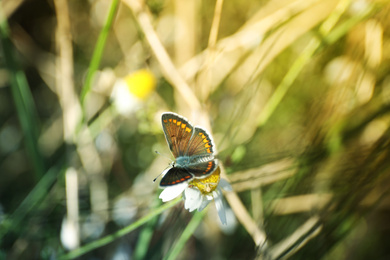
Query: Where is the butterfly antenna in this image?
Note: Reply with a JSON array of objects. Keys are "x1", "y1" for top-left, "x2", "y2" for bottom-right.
[
  {"x1": 153, "y1": 172, "x2": 163, "y2": 183},
  {"x1": 154, "y1": 151, "x2": 174, "y2": 182},
  {"x1": 155, "y1": 150, "x2": 173, "y2": 161},
  {"x1": 153, "y1": 165, "x2": 170, "y2": 183}
]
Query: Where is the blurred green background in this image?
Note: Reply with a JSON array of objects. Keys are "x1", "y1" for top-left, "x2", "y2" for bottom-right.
[{"x1": 1, "y1": 0, "x2": 390, "y2": 259}]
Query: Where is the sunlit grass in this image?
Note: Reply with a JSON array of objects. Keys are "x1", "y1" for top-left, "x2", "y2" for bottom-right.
[
  {"x1": 60, "y1": 197, "x2": 181, "y2": 259},
  {"x1": 80, "y1": 0, "x2": 120, "y2": 106},
  {"x1": 1, "y1": 0, "x2": 390, "y2": 259}
]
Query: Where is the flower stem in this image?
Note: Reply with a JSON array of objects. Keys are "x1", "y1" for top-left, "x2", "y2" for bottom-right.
[
  {"x1": 59, "y1": 197, "x2": 181, "y2": 259},
  {"x1": 164, "y1": 210, "x2": 207, "y2": 260}
]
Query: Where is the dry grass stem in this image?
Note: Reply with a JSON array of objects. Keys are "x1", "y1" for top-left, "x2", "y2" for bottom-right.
[
  {"x1": 197, "y1": 0, "x2": 224, "y2": 100},
  {"x1": 54, "y1": 0, "x2": 81, "y2": 249},
  {"x1": 1, "y1": 0, "x2": 24, "y2": 18},
  {"x1": 221, "y1": 167, "x2": 267, "y2": 247},
  {"x1": 122, "y1": 0, "x2": 201, "y2": 112},
  {"x1": 270, "y1": 194, "x2": 333, "y2": 215},
  {"x1": 265, "y1": 217, "x2": 322, "y2": 260},
  {"x1": 229, "y1": 159, "x2": 296, "y2": 192}
]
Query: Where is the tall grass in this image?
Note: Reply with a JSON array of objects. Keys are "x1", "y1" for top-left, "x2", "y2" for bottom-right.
[{"x1": 1, "y1": 0, "x2": 390, "y2": 259}]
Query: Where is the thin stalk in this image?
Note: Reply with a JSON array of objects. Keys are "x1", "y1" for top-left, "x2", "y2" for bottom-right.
[
  {"x1": 59, "y1": 197, "x2": 181, "y2": 259},
  {"x1": 163, "y1": 210, "x2": 206, "y2": 260},
  {"x1": 80, "y1": 0, "x2": 119, "y2": 105},
  {"x1": 0, "y1": 7, "x2": 44, "y2": 180}
]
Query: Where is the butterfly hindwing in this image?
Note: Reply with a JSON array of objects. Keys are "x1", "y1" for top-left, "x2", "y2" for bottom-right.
[
  {"x1": 161, "y1": 113, "x2": 194, "y2": 158},
  {"x1": 187, "y1": 159, "x2": 218, "y2": 179},
  {"x1": 160, "y1": 167, "x2": 193, "y2": 187}
]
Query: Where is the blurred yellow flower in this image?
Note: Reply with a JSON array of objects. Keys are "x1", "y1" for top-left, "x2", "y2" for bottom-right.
[
  {"x1": 111, "y1": 69, "x2": 156, "y2": 116},
  {"x1": 125, "y1": 69, "x2": 156, "y2": 100}
]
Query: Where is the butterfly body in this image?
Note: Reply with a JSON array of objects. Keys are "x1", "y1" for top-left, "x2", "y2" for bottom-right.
[
  {"x1": 175, "y1": 154, "x2": 213, "y2": 166},
  {"x1": 159, "y1": 112, "x2": 218, "y2": 187}
]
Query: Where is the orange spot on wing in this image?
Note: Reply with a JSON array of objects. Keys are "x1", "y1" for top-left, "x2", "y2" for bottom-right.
[
  {"x1": 163, "y1": 119, "x2": 168, "y2": 123},
  {"x1": 177, "y1": 121, "x2": 181, "y2": 126},
  {"x1": 207, "y1": 148, "x2": 211, "y2": 153},
  {"x1": 205, "y1": 143, "x2": 211, "y2": 148},
  {"x1": 169, "y1": 119, "x2": 172, "y2": 122},
  {"x1": 203, "y1": 139, "x2": 208, "y2": 143},
  {"x1": 181, "y1": 124, "x2": 186, "y2": 129},
  {"x1": 173, "y1": 119, "x2": 177, "y2": 123},
  {"x1": 207, "y1": 163, "x2": 212, "y2": 170},
  {"x1": 186, "y1": 127, "x2": 191, "y2": 132}
]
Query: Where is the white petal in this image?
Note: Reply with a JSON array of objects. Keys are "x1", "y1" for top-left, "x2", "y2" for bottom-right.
[
  {"x1": 219, "y1": 207, "x2": 238, "y2": 234},
  {"x1": 184, "y1": 188, "x2": 202, "y2": 212},
  {"x1": 111, "y1": 80, "x2": 139, "y2": 115},
  {"x1": 205, "y1": 194, "x2": 214, "y2": 201},
  {"x1": 197, "y1": 196, "x2": 211, "y2": 212},
  {"x1": 219, "y1": 179, "x2": 232, "y2": 191},
  {"x1": 213, "y1": 189, "x2": 227, "y2": 225},
  {"x1": 159, "y1": 183, "x2": 187, "y2": 202}
]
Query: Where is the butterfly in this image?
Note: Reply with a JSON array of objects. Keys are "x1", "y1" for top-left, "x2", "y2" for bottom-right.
[{"x1": 158, "y1": 112, "x2": 218, "y2": 187}]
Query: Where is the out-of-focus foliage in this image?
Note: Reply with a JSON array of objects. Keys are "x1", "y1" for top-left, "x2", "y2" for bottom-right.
[{"x1": 1, "y1": 0, "x2": 390, "y2": 259}]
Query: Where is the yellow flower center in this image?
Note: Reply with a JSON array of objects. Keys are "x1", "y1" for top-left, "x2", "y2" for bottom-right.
[{"x1": 189, "y1": 166, "x2": 220, "y2": 195}]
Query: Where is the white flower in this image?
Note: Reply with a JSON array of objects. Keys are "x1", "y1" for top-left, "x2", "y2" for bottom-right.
[
  {"x1": 184, "y1": 178, "x2": 232, "y2": 225},
  {"x1": 158, "y1": 167, "x2": 232, "y2": 225},
  {"x1": 158, "y1": 182, "x2": 188, "y2": 202},
  {"x1": 111, "y1": 78, "x2": 140, "y2": 116},
  {"x1": 111, "y1": 69, "x2": 156, "y2": 116}
]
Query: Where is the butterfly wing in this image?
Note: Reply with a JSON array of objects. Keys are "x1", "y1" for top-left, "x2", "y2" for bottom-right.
[
  {"x1": 160, "y1": 167, "x2": 193, "y2": 187},
  {"x1": 185, "y1": 127, "x2": 218, "y2": 178},
  {"x1": 186, "y1": 159, "x2": 218, "y2": 179},
  {"x1": 162, "y1": 113, "x2": 194, "y2": 158},
  {"x1": 186, "y1": 127, "x2": 215, "y2": 158},
  {"x1": 161, "y1": 113, "x2": 218, "y2": 181}
]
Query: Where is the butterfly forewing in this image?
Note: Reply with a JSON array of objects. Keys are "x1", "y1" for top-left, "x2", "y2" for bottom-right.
[
  {"x1": 160, "y1": 167, "x2": 193, "y2": 187},
  {"x1": 162, "y1": 113, "x2": 194, "y2": 158},
  {"x1": 186, "y1": 127, "x2": 215, "y2": 157}
]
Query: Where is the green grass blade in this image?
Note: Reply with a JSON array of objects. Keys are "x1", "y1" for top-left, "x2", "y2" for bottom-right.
[
  {"x1": 133, "y1": 198, "x2": 161, "y2": 260},
  {"x1": 163, "y1": 210, "x2": 207, "y2": 260},
  {"x1": 59, "y1": 197, "x2": 182, "y2": 260},
  {"x1": 0, "y1": 161, "x2": 65, "y2": 241},
  {"x1": 80, "y1": 0, "x2": 120, "y2": 105},
  {"x1": 0, "y1": 8, "x2": 45, "y2": 180},
  {"x1": 326, "y1": 4, "x2": 376, "y2": 45},
  {"x1": 257, "y1": 0, "x2": 352, "y2": 127}
]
